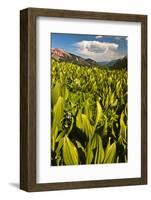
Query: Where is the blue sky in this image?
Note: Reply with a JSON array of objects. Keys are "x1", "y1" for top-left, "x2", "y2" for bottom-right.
[{"x1": 51, "y1": 33, "x2": 127, "y2": 62}]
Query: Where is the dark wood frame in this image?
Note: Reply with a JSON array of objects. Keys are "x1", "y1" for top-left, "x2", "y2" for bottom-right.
[{"x1": 20, "y1": 7, "x2": 147, "y2": 192}]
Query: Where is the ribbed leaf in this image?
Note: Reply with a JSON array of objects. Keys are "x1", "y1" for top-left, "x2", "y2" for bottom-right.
[
  {"x1": 86, "y1": 142, "x2": 93, "y2": 164},
  {"x1": 81, "y1": 114, "x2": 93, "y2": 138},
  {"x1": 63, "y1": 135, "x2": 78, "y2": 165},
  {"x1": 52, "y1": 96, "x2": 64, "y2": 151},
  {"x1": 91, "y1": 135, "x2": 97, "y2": 150},
  {"x1": 51, "y1": 126, "x2": 59, "y2": 152},
  {"x1": 54, "y1": 138, "x2": 64, "y2": 166},
  {"x1": 94, "y1": 101, "x2": 103, "y2": 128},
  {"x1": 52, "y1": 81, "x2": 61, "y2": 107},
  {"x1": 94, "y1": 135, "x2": 104, "y2": 164},
  {"x1": 120, "y1": 112, "x2": 127, "y2": 140},
  {"x1": 104, "y1": 139, "x2": 116, "y2": 163},
  {"x1": 76, "y1": 110, "x2": 83, "y2": 130},
  {"x1": 76, "y1": 111, "x2": 93, "y2": 139}
]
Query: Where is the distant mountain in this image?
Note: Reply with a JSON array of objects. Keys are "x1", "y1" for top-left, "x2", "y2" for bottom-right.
[
  {"x1": 98, "y1": 56, "x2": 127, "y2": 70},
  {"x1": 97, "y1": 61, "x2": 109, "y2": 66},
  {"x1": 51, "y1": 48, "x2": 99, "y2": 67},
  {"x1": 51, "y1": 48, "x2": 127, "y2": 69},
  {"x1": 51, "y1": 48, "x2": 71, "y2": 60},
  {"x1": 109, "y1": 56, "x2": 127, "y2": 69},
  {"x1": 106, "y1": 60, "x2": 117, "y2": 67},
  {"x1": 85, "y1": 58, "x2": 99, "y2": 66}
]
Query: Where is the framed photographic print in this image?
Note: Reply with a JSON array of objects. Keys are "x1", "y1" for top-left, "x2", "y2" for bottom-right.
[{"x1": 20, "y1": 8, "x2": 147, "y2": 192}]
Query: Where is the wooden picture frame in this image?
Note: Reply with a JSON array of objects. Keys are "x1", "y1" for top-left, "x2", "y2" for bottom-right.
[{"x1": 20, "y1": 7, "x2": 147, "y2": 192}]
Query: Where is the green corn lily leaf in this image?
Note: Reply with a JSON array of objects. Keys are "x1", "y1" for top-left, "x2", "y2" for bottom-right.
[
  {"x1": 56, "y1": 131, "x2": 66, "y2": 142},
  {"x1": 55, "y1": 138, "x2": 64, "y2": 158},
  {"x1": 94, "y1": 101, "x2": 103, "y2": 128},
  {"x1": 104, "y1": 139, "x2": 116, "y2": 163},
  {"x1": 124, "y1": 155, "x2": 127, "y2": 162},
  {"x1": 52, "y1": 81, "x2": 61, "y2": 107},
  {"x1": 51, "y1": 126, "x2": 58, "y2": 152},
  {"x1": 56, "y1": 155, "x2": 62, "y2": 166},
  {"x1": 111, "y1": 124, "x2": 116, "y2": 138},
  {"x1": 63, "y1": 135, "x2": 78, "y2": 165},
  {"x1": 91, "y1": 134, "x2": 97, "y2": 150},
  {"x1": 120, "y1": 112, "x2": 127, "y2": 140},
  {"x1": 105, "y1": 95, "x2": 109, "y2": 108},
  {"x1": 102, "y1": 117, "x2": 108, "y2": 136},
  {"x1": 62, "y1": 86, "x2": 69, "y2": 100},
  {"x1": 118, "y1": 134, "x2": 123, "y2": 145},
  {"x1": 66, "y1": 117, "x2": 74, "y2": 136},
  {"x1": 76, "y1": 111, "x2": 94, "y2": 139},
  {"x1": 52, "y1": 96, "x2": 64, "y2": 151},
  {"x1": 94, "y1": 134, "x2": 104, "y2": 164},
  {"x1": 86, "y1": 142, "x2": 93, "y2": 164},
  {"x1": 84, "y1": 99, "x2": 89, "y2": 117},
  {"x1": 76, "y1": 140, "x2": 86, "y2": 155},
  {"x1": 111, "y1": 99, "x2": 118, "y2": 107},
  {"x1": 76, "y1": 110, "x2": 83, "y2": 130},
  {"x1": 110, "y1": 92, "x2": 115, "y2": 105},
  {"x1": 81, "y1": 114, "x2": 94, "y2": 139}
]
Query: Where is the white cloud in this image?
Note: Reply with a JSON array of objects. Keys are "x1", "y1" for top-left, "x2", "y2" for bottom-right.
[
  {"x1": 75, "y1": 40, "x2": 118, "y2": 53},
  {"x1": 95, "y1": 35, "x2": 103, "y2": 39},
  {"x1": 74, "y1": 40, "x2": 122, "y2": 62}
]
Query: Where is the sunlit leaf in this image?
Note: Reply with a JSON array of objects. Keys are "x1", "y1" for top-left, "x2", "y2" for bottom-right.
[
  {"x1": 111, "y1": 99, "x2": 118, "y2": 107},
  {"x1": 62, "y1": 85, "x2": 69, "y2": 100},
  {"x1": 94, "y1": 134, "x2": 104, "y2": 164},
  {"x1": 120, "y1": 112, "x2": 127, "y2": 140},
  {"x1": 86, "y1": 142, "x2": 93, "y2": 164},
  {"x1": 102, "y1": 117, "x2": 108, "y2": 136},
  {"x1": 63, "y1": 135, "x2": 78, "y2": 165},
  {"x1": 76, "y1": 111, "x2": 94, "y2": 139},
  {"x1": 52, "y1": 96, "x2": 64, "y2": 151},
  {"x1": 56, "y1": 131, "x2": 65, "y2": 142},
  {"x1": 104, "y1": 139, "x2": 116, "y2": 163},
  {"x1": 52, "y1": 81, "x2": 61, "y2": 107},
  {"x1": 94, "y1": 101, "x2": 103, "y2": 128}
]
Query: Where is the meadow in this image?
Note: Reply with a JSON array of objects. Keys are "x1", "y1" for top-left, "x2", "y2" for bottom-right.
[{"x1": 51, "y1": 59, "x2": 127, "y2": 166}]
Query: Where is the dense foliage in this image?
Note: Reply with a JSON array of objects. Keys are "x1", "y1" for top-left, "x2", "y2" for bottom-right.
[{"x1": 51, "y1": 59, "x2": 127, "y2": 166}]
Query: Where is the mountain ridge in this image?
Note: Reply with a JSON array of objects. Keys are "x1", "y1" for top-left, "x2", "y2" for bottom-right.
[
  {"x1": 98, "y1": 56, "x2": 127, "y2": 69},
  {"x1": 51, "y1": 48, "x2": 127, "y2": 69},
  {"x1": 51, "y1": 48, "x2": 98, "y2": 67}
]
